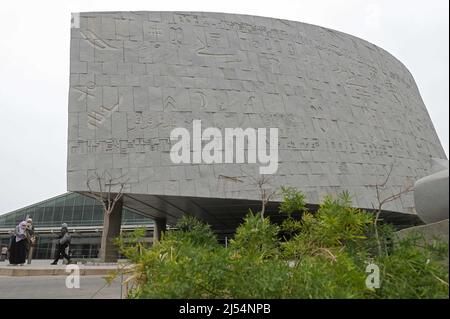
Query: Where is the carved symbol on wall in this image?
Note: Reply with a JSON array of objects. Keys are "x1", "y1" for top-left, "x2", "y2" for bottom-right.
[
  {"x1": 127, "y1": 112, "x2": 162, "y2": 132},
  {"x1": 150, "y1": 26, "x2": 162, "y2": 38},
  {"x1": 245, "y1": 96, "x2": 255, "y2": 107},
  {"x1": 217, "y1": 174, "x2": 244, "y2": 194},
  {"x1": 310, "y1": 104, "x2": 323, "y2": 112},
  {"x1": 128, "y1": 111, "x2": 144, "y2": 131},
  {"x1": 80, "y1": 29, "x2": 118, "y2": 50},
  {"x1": 287, "y1": 140, "x2": 296, "y2": 149},
  {"x1": 175, "y1": 13, "x2": 201, "y2": 24},
  {"x1": 222, "y1": 58, "x2": 242, "y2": 63},
  {"x1": 312, "y1": 118, "x2": 328, "y2": 133},
  {"x1": 193, "y1": 90, "x2": 207, "y2": 108},
  {"x1": 145, "y1": 24, "x2": 163, "y2": 42},
  {"x1": 164, "y1": 96, "x2": 176, "y2": 110},
  {"x1": 134, "y1": 43, "x2": 164, "y2": 63},
  {"x1": 217, "y1": 99, "x2": 227, "y2": 111},
  {"x1": 287, "y1": 43, "x2": 296, "y2": 56},
  {"x1": 87, "y1": 97, "x2": 122, "y2": 129},
  {"x1": 218, "y1": 175, "x2": 243, "y2": 183},
  {"x1": 196, "y1": 33, "x2": 234, "y2": 57},
  {"x1": 242, "y1": 96, "x2": 256, "y2": 113},
  {"x1": 392, "y1": 93, "x2": 401, "y2": 104},
  {"x1": 250, "y1": 37, "x2": 262, "y2": 49},
  {"x1": 338, "y1": 162, "x2": 349, "y2": 174},
  {"x1": 208, "y1": 32, "x2": 222, "y2": 46},
  {"x1": 169, "y1": 27, "x2": 183, "y2": 45},
  {"x1": 70, "y1": 137, "x2": 172, "y2": 155},
  {"x1": 73, "y1": 81, "x2": 95, "y2": 102}
]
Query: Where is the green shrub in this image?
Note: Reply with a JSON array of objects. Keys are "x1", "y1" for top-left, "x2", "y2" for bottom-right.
[
  {"x1": 279, "y1": 186, "x2": 307, "y2": 216},
  {"x1": 230, "y1": 211, "x2": 280, "y2": 259},
  {"x1": 114, "y1": 189, "x2": 448, "y2": 299},
  {"x1": 374, "y1": 234, "x2": 449, "y2": 299}
]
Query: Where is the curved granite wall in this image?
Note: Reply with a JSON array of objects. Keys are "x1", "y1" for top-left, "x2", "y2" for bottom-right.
[{"x1": 67, "y1": 11, "x2": 446, "y2": 216}]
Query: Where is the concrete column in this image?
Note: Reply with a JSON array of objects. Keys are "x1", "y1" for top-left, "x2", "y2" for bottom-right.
[
  {"x1": 50, "y1": 240, "x2": 56, "y2": 260},
  {"x1": 100, "y1": 200, "x2": 123, "y2": 262},
  {"x1": 153, "y1": 217, "x2": 166, "y2": 244}
]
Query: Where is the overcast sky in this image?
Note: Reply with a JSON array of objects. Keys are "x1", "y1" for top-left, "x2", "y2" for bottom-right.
[{"x1": 0, "y1": 0, "x2": 448, "y2": 215}]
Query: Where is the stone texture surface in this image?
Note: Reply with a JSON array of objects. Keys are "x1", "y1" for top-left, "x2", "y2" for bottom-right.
[
  {"x1": 395, "y1": 219, "x2": 449, "y2": 266},
  {"x1": 68, "y1": 11, "x2": 447, "y2": 216},
  {"x1": 396, "y1": 219, "x2": 449, "y2": 244}
]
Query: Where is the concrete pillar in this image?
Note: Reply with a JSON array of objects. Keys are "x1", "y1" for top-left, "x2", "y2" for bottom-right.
[
  {"x1": 100, "y1": 200, "x2": 123, "y2": 262},
  {"x1": 50, "y1": 239, "x2": 56, "y2": 260},
  {"x1": 153, "y1": 217, "x2": 166, "y2": 244}
]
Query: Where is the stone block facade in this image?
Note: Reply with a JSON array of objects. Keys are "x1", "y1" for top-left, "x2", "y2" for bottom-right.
[{"x1": 68, "y1": 12, "x2": 446, "y2": 216}]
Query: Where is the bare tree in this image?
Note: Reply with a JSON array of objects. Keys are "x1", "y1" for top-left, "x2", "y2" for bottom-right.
[
  {"x1": 255, "y1": 175, "x2": 278, "y2": 219},
  {"x1": 240, "y1": 168, "x2": 278, "y2": 220},
  {"x1": 86, "y1": 170, "x2": 128, "y2": 262},
  {"x1": 370, "y1": 164, "x2": 414, "y2": 256}
]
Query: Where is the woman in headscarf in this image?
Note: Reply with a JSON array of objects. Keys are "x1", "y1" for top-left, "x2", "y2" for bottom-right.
[
  {"x1": 8, "y1": 221, "x2": 28, "y2": 265},
  {"x1": 25, "y1": 218, "x2": 36, "y2": 264}
]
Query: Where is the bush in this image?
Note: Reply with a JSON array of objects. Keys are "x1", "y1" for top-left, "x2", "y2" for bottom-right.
[
  {"x1": 114, "y1": 189, "x2": 449, "y2": 299},
  {"x1": 230, "y1": 211, "x2": 280, "y2": 259},
  {"x1": 279, "y1": 186, "x2": 307, "y2": 216},
  {"x1": 373, "y1": 235, "x2": 449, "y2": 298}
]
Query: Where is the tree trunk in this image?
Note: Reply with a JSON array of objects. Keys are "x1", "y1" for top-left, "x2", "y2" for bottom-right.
[
  {"x1": 99, "y1": 200, "x2": 123, "y2": 262},
  {"x1": 99, "y1": 211, "x2": 110, "y2": 262}
]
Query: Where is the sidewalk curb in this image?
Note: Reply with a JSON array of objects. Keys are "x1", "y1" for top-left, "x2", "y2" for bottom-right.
[{"x1": 0, "y1": 266, "x2": 116, "y2": 277}]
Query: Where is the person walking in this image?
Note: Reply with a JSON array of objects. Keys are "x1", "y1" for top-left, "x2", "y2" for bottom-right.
[
  {"x1": 25, "y1": 218, "x2": 36, "y2": 264},
  {"x1": 51, "y1": 223, "x2": 71, "y2": 265},
  {"x1": 8, "y1": 221, "x2": 28, "y2": 265}
]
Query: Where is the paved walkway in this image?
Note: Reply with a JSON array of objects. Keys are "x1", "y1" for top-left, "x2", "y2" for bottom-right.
[
  {"x1": 0, "y1": 259, "x2": 126, "y2": 276},
  {"x1": 0, "y1": 275, "x2": 122, "y2": 299},
  {"x1": 0, "y1": 259, "x2": 130, "y2": 298}
]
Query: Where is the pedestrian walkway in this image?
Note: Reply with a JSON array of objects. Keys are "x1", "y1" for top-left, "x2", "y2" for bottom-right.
[
  {"x1": 0, "y1": 275, "x2": 122, "y2": 299},
  {"x1": 0, "y1": 259, "x2": 127, "y2": 276}
]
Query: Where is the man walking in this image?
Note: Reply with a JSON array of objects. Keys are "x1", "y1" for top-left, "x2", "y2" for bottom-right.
[{"x1": 51, "y1": 223, "x2": 71, "y2": 265}]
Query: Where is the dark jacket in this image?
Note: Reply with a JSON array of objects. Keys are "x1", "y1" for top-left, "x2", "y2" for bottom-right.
[{"x1": 57, "y1": 228, "x2": 71, "y2": 246}]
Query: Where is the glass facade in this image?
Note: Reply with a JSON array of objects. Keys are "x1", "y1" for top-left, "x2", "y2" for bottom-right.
[
  {"x1": 0, "y1": 192, "x2": 151, "y2": 228},
  {"x1": 0, "y1": 192, "x2": 153, "y2": 260}
]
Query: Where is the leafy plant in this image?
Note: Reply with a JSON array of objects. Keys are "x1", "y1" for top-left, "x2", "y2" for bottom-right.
[
  {"x1": 279, "y1": 186, "x2": 307, "y2": 216},
  {"x1": 111, "y1": 188, "x2": 448, "y2": 299},
  {"x1": 230, "y1": 210, "x2": 280, "y2": 259}
]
